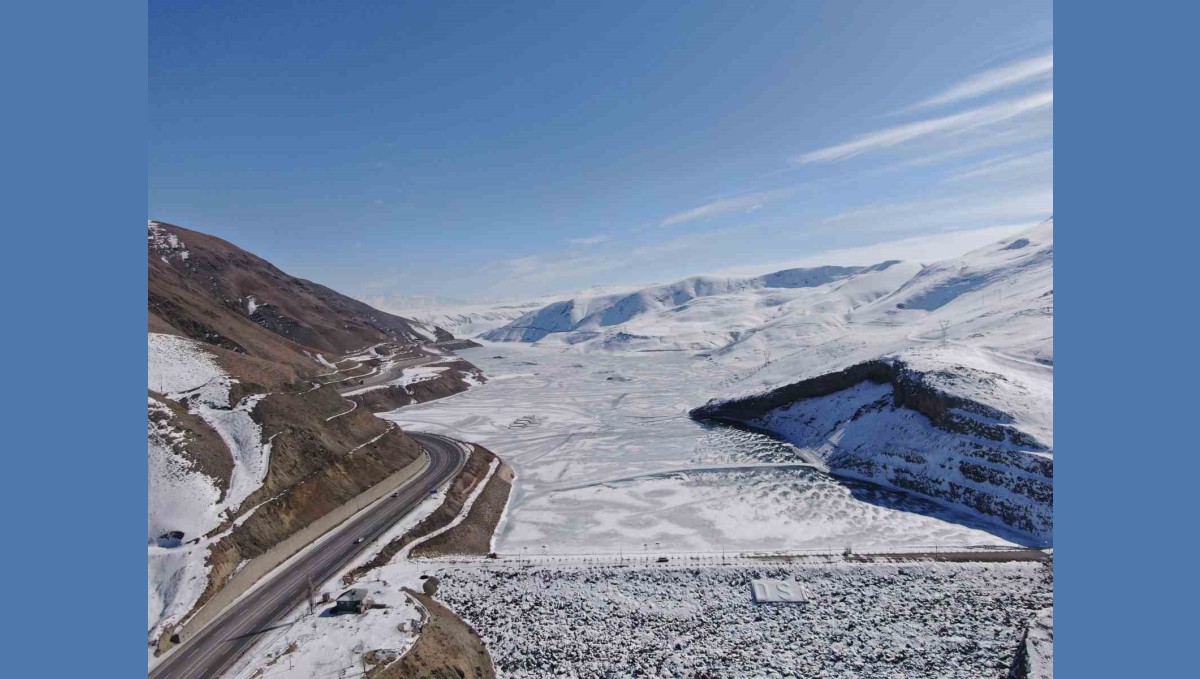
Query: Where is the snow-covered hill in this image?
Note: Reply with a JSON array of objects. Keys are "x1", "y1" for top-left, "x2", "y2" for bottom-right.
[
  {"x1": 487, "y1": 220, "x2": 1052, "y2": 393},
  {"x1": 728, "y1": 219, "x2": 1053, "y2": 413},
  {"x1": 695, "y1": 221, "x2": 1054, "y2": 541},
  {"x1": 396, "y1": 303, "x2": 546, "y2": 338},
  {"x1": 483, "y1": 262, "x2": 922, "y2": 351}
]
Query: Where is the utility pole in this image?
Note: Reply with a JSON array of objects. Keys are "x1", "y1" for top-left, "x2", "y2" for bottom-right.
[
  {"x1": 938, "y1": 320, "x2": 951, "y2": 345},
  {"x1": 307, "y1": 574, "x2": 316, "y2": 614}
]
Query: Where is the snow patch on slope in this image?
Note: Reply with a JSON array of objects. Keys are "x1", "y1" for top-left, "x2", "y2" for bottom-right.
[
  {"x1": 147, "y1": 333, "x2": 273, "y2": 639},
  {"x1": 148, "y1": 220, "x2": 190, "y2": 262},
  {"x1": 148, "y1": 333, "x2": 271, "y2": 515},
  {"x1": 341, "y1": 365, "x2": 450, "y2": 397},
  {"x1": 147, "y1": 397, "x2": 222, "y2": 539}
]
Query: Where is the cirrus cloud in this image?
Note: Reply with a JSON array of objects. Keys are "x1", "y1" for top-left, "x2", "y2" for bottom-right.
[
  {"x1": 793, "y1": 89, "x2": 1053, "y2": 165},
  {"x1": 660, "y1": 189, "x2": 793, "y2": 227},
  {"x1": 904, "y1": 51, "x2": 1053, "y2": 113}
]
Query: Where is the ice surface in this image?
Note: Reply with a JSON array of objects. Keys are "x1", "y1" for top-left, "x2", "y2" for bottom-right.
[{"x1": 385, "y1": 345, "x2": 1025, "y2": 554}]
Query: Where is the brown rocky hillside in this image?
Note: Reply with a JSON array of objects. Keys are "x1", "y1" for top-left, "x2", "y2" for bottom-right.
[
  {"x1": 147, "y1": 220, "x2": 482, "y2": 648},
  {"x1": 149, "y1": 220, "x2": 452, "y2": 363}
]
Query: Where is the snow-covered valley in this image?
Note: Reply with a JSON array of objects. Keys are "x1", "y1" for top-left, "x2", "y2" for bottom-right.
[
  {"x1": 384, "y1": 344, "x2": 1037, "y2": 554},
  {"x1": 148, "y1": 220, "x2": 1054, "y2": 678},
  {"x1": 379, "y1": 299, "x2": 555, "y2": 338},
  {"x1": 452, "y1": 221, "x2": 1054, "y2": 550}
]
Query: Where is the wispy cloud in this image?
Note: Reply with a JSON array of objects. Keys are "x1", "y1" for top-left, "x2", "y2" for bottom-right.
[
  {"x1": 822, "y1": 197, "x2": 960, "y2": 225},
  {"x1": 943, "y1": 148, "x2": 1052, "y2": 182},
  {"x1": 818, "y1": 187, "x2": 1052, "y2": 236},
  {"x1": 660, "y1": 189, "x2": 791, "y2": 227},
  {"x1": 568, "y1": 234, "x2": 611, "y2": 246},
  {"x1": 793, "y1": 89, "x2": 1053, "y2": 165},
  {"x1": 874, "y1": 122, "x2": 1051, "y2": 174},
  {"x1": 903, "y1": 51, "x2": 1053, "y2": 113}
]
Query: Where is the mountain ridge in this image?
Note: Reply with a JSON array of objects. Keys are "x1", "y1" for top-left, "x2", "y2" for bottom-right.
[
  {"x1": 483, "y1": 259, "x2": 924, "y2": 350},
  {"x1": 149, "y1": 220, "x2": 452, "y2": 363}
]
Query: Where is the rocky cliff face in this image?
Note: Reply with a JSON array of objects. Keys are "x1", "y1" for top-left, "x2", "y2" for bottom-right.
[{"x1": 691, "y1": 359, "x2": 1053, "y2": 542}]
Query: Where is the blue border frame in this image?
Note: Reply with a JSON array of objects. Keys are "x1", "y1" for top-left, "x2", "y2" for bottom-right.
[
  {"x1": 4, "y1": 0, "x2": 146, "y2": 674},
  {"x1": 7, "y1": 1, "x2": 1199, "y2": 675},
  {"x1": 1057, "y1": 2, "x2": 1198, "y2": 676}
]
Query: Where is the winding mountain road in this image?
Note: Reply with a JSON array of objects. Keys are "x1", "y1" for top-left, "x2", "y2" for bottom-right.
[{"x1": 148, "y1": 432, "x2": 467, "y2": 679}]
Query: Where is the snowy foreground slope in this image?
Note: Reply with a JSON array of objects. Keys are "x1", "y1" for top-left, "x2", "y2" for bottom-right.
[
  {"x1": 433, "y1": 560, "x2": 1053, "y2": 678},
  {"x1": 485, "y1": 221, "x2": 1054, "y2": 542}
]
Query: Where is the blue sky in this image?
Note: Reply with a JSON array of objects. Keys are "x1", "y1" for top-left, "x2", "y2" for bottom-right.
[{"x1": 150, "y1": 1, "x2": 1052, "y2": 304}]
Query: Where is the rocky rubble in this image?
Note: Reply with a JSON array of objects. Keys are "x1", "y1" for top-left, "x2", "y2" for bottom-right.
[{"x1": 434, "y1": 561, "x2": 1052, "y2": 678}]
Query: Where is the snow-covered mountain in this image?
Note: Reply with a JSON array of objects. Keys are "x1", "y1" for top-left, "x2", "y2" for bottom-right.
[
  {"x1": 486, "y1": 220, "x2": 1051, "y2": 377},
  {"x1": 728, "y1": 218, "x2": 1054, "y2": 400},
  {"x1": 392, "y1": 302, "x2": 548, "y2": 338},
  {"x1": 483, "y1": 261, "x2": 922, "y2": 351}
]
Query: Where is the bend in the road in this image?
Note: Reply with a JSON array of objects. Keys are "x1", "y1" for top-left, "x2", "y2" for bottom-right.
[{"x1": 149, "y1": 432, "x2": 466, "y2": 679}]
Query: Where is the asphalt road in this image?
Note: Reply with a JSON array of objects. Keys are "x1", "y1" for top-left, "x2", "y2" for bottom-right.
[
  {"x1": 337, "y1": 352, "x2": 436, "y2": 394},
  {"x1": 149, "y1": 432, "x2": 466, "y2": 679}
]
